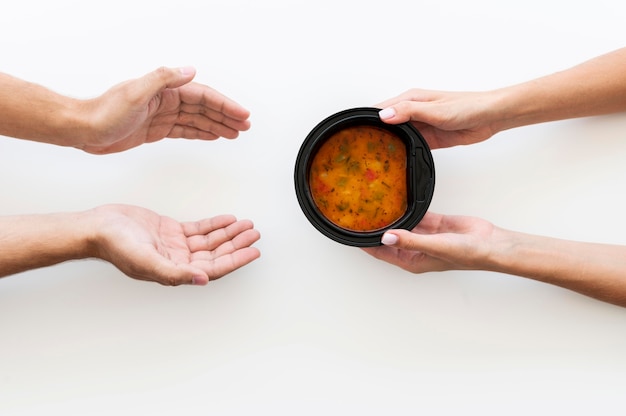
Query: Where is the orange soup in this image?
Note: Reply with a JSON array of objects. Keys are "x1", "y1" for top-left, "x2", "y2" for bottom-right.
[{"x1": 309, "y1": 125, "x2": 407, "y2": 232}]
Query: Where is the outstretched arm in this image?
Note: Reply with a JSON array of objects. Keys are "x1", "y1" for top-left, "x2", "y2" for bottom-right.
[
  {"x1": 362, "y1": 212, "x2": 626, "y2": 307},
  {"x1": 365, "y1": 48, "x2": 626, "y2": 306},
  {"x1": 0, "y1": 205, "x2": 261, "y2": 285},
  {"x1": 0, "y1": 66, "x2": 251, "y2": 154},
  {"x1": 377, "y1": 47, "x2": 626, "y2": 149}
]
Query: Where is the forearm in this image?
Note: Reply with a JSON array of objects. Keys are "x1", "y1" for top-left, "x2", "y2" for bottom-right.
[
  {"x1": 487, "y1": 228, "x2": 626, "y2": 306},
  {"x1": 0, "y1": 211, "x2": 96, "y2": 277},
  {"x1": 0, "y1": 73, "x2": 90, "y2": 146},
  {"x1": 490, "y1": 47, "x2": 626, "y2": 133}
]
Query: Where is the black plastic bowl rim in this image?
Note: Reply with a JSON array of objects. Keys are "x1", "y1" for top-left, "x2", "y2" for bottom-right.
[{"x1": 294, "y1": 107, "x2": 436, "y2": 247}]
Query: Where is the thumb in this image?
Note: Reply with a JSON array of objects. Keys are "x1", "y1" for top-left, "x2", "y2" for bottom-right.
[
  {"x1": 378, "y1": 105, "x2": 414, "y2": 125},
  {"x1": 152, "y1": 262, "x2": 209, "y2": 286},
  {"x1": 126, "y1": 251, "x2": 209, "y2": 286},
  {"x1": 382, "y1": 229, "x2": 433, "y2": 253},
  {"x1": 136, "y1": 66, "x2": 197, "y2": 97},
  {"x1": 379, "y1": 100, "x2": 432, "y2": 125}
]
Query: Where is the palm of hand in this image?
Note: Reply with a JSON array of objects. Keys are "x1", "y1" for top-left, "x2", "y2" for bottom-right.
[
  {"x1": 80, "y1": 68, "x2": 250, "y2": 155},
  {"x1": 93, "y1": 204, "x2": 260, "y2": 286},
  {"x1": 413, "y1": 121, "x2": 495, "y2": 150},
  {"x1": 376, "y1": 89, "x2": 497, "y2": 150},
  {"x1": 81, "y1": 86, "x2": 184, "y2": 154},
  {"x1": 363, "y1": 212, "x2": 496, "y2": 274}
]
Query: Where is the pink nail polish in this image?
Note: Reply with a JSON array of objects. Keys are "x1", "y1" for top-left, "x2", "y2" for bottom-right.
[
  {"x1": 379, "y1": 108, "x2": 396, "y2": 120},
  {"x1": 381, "y1": 233, "x2": 398, "y2": 245}
]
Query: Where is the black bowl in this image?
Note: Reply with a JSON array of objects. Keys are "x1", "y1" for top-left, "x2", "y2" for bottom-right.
[{"x1": 294, "y1": 107, "x2": 435, "y2": 247}]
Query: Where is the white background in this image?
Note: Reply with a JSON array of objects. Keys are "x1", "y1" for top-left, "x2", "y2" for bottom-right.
[{"x1": 1, "y1": 1, "x2": 625, "y2": 415}]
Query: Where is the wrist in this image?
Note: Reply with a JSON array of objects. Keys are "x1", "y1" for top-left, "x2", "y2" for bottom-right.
[
  {"x1": 46, "y1": 210, "x2": 99, "y2": 262},
  {"x1": 76, "y1": 208, "x2": 108, "y2": 259},
  {"x1": 0, "y1": 73, "x2": 94, "y2": 147},
  {"x1": 485, "y1": 86, "x2": 535, "y2": 134},
  {"x1": 22, "y1": 93, "x2": 94, "y2": 149},
  {"x1": 486, "y1": 74, "x2": 585, "y2": 133},
  {"x1": 483, "y1": 227, "x2": 570, "y2": 282},
  {"x1": 55, "y1": 98, "x2": 95, "y2": 149},
  {"x1": 481, "y1": 227, "x2": 529, "y2": 274}
]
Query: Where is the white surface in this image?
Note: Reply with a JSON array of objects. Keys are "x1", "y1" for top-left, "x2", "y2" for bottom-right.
[{"x1": 1, "y1": 1, "x2": 626, "y2": 415}]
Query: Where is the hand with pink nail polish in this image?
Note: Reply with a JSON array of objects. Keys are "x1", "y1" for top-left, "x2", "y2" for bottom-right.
[
  {"x1": 376, "y1": 89, "x2": 497, "y2": 150},
  {"x1": 375, "y1": 47, "x2": 626, "y2": 150},
  {"x1": 362, "y1": 211, "x2": 626, "y2": 308},
  {"x1": 362, "y1": 212, "x2": 496, "y2": 275},
  {"x1": 364, "y1": 47, "x2": 626, "y2": 308}
]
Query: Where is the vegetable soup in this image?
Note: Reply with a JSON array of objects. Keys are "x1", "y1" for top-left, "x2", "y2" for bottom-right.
[{"x1": 309, "y1": 125, "x2": 407, "y2": 232}]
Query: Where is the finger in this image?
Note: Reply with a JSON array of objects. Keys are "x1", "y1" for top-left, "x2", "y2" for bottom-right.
[
  {"x1": 193, "y1": 246, "x2": 261, "y2": 281},
  {"x1": 366, "y1": 233, "x2": 452, "y2": 274},
  {"x1": 174, "y1": 111, "x2": 250, "y2": 139},
  {"x1": 132, "y1": 66, "x2": 197, "y2": 101},
  {"x1": 178, "y1": 83, "x2": 251, "y2": 121},
  {"x1": 374, "y1": 91, "x2": 411, "y2": 109},
  {"x1": 167, "y1": 126, "x2": 221, "y2": 141},
  {"x1": 377, "y1": 107, "x2": 403, "y2": 124},
  {"x1": 410, "y1": 212, "x2": 445, "y2": 234},
  {"x1": 179, "y1": 103, "x2": 252, "y2": 131},
  {"x1": 170, "y1": 120, "x2": 239, "y2": 141},
  {"x1": 186, "y1": 219, "x2": 256, "y2": 252},
  {"x1": 377, "y1": 105, "x2": 414, "y2": 124},
  {"x1": 378, "y1": 101, "x2": 431, "y2": 125},
  {"x1": 182, "y1": 215, "x2": 238, "y2": 237},
  {"x1": 383, "y1": 229, "x2": 432, "y2": 252},
  {"x1": 361, "y1": 244, "x2": 433, "y2": 273},
  {"x1": 386, "y1": 229, "x2": 467, "y2": 268},
  {"x1": 191, "y1": 228, "x2": 261, "y2": 261},
  {"x1": 152, "y1": 265, "x2": 210, "y2": 286},
  {"x1": 121, "y1": 249, "x2": 209, "y2": 286}
]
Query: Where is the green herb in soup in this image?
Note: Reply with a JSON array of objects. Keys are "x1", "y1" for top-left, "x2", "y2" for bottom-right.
[{"x1": 309, "y1": 125, "x2": 407, "y2": 232}]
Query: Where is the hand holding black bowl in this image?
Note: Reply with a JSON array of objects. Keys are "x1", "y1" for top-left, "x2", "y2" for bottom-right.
[{"x1": 294, "y1": 107, "x2": 435, "y2": 247}]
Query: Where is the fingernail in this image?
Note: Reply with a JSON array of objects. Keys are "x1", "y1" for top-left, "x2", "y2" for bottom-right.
[
  {"x1": 379, "y1": 107, "x2": 396, "y2": 120},
  {"x1": 381, "y1": 232, "x2": 399, "y2": 245},
  {"x1": 192, "y1": 275, "x2": 208, "y2": 286},
  {"x1": 179, "y1": 66, "x2": 196, "y2": 77}
]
